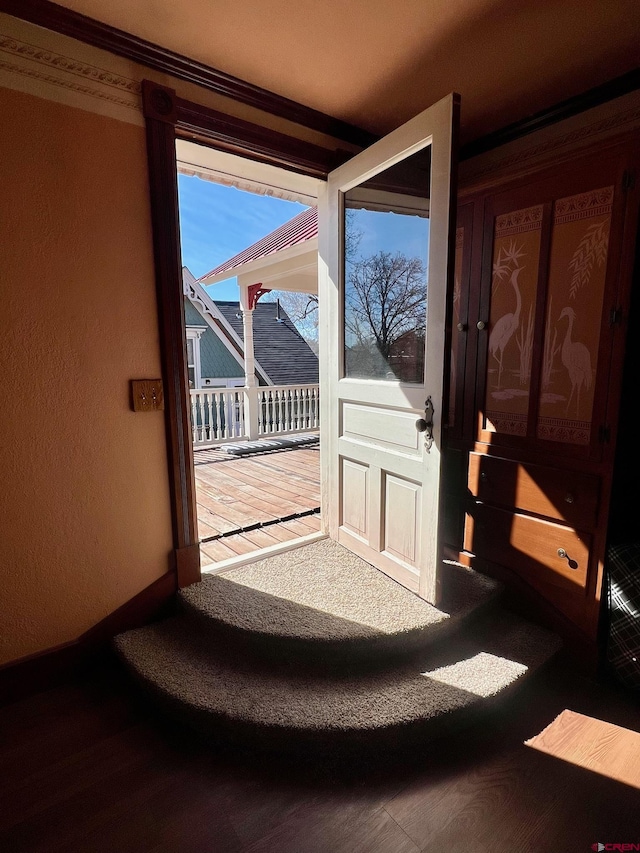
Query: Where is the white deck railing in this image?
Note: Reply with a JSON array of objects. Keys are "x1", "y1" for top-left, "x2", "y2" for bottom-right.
[
  {"x1": 257, "y1": 384, "x2": 320, "y2": 436},
  {"x1": 190, "y1": 388, "x2": 246, "y2": 446},
  {"x1": 190, "y1": 383, "x2": 319, "y2": 448}
]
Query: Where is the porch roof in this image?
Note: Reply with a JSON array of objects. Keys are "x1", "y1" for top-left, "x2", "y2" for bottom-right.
[{"x1": 199, "y1": 207, "x2": 318, "y2": 291}]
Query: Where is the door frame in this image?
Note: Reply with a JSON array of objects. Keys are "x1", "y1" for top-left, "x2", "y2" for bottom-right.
[{"x1": 141, "y1": 79, "x2": 347, "y2": 587}]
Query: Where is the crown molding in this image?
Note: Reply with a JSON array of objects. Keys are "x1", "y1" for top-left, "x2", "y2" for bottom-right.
[
  {"x1": 460, "y1": 95, "x2": 640, "y2": 190},
  {"x1": 460, "y1": 69, "x2": 640, "y2": 161},
  {"x1": 0, "y1": 29, "x2": 141, "y2": 120},
  {"x1": 1, "y1": 0, "x2": 637, "y2": 179},
  {"x1": 0, "y1": 0, "x2": 376, "y2": 148}
]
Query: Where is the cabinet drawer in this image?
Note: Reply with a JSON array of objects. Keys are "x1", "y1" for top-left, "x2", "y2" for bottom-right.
[
  {"x1": 468, "y1": 453, "x2": 599, "y2": 529},
  {"x1": 465, "y1": 504, "x2": 590, "y2": 594}
]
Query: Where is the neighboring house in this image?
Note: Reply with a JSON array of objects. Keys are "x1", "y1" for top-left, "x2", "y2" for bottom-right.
[
  {"x1": 214, "y1": 300, "x2": 318, "y2": 385},
  {"x1": 182, "y1": 267, "x2": 318, "y2": 388},
  {"x1": 182, "y1": 266, "x2": 267, "y2": 388},
  {"x1": 183, "y1": 298, "x2": 245, "y2": 389}
]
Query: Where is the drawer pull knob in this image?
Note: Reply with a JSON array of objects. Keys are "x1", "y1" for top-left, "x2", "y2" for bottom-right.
[
  {"x1": 565, "y1": 493, "x2": 575, "y2": 504},
  {"x1": 476, "y1": 320, "x2": 486, "y2": 331},
  {"x1": 480, "y1": 472, "x2": 488, "y2": 482},
  {"x1": 557, "y1": 548, "x2": 579, "y2": 570},
  {"x1": 457, "y1": 322, "x2": 468, "y2": 332}
]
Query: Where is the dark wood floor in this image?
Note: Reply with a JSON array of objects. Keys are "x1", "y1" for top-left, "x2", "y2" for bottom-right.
[{"x1": 1, "y1": 659, "x2": 639, "y2": 853}]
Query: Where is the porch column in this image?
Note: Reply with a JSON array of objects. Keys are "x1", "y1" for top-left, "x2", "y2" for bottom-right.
[
  {"x1": 240, "y1": 285, "x2": 259, "y2": 439},
  {"x1": 240, "y1": 308, "x2": 257, "y2": 389}
]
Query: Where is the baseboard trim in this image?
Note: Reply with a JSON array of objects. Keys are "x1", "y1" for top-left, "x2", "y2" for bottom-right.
[{"x1": 0, "y1": 570, "x2": 177, "y2": 705}]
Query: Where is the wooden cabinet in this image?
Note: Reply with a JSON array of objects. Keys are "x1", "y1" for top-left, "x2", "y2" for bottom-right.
[{"x1": 445, "y1": 136, "x2": 639, "y2": 641}]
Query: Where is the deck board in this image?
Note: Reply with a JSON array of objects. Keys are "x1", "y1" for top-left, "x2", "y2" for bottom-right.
[{"x1": 194, "y1": 443, "x2": 321, "y2": 567}]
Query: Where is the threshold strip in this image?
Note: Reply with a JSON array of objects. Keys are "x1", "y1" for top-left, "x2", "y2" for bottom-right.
[{"x1": 200, "y1": 507, "x2": 321, "y2": 544}]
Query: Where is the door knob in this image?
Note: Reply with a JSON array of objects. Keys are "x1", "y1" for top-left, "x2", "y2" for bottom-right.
[
  {"x1": 476, "y1": 320, "x2": 486, "y2": 331},
  {"x1": 416, "y1": 397, "x2": 435, "y2": 453}
]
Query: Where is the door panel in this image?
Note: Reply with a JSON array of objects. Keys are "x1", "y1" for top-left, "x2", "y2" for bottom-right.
[
  {"x1": 384, "y1": 474, "x2": 421, "y2": 565},
  {"x1": 341, "y1": 458, "x2": 369, "y2": 539},
  {"x1": 342, "y1": 402, "x2": 422, "y2": 453},
  {"x1": 319, "y1": 93, "x2": 459, "y2": 603}
]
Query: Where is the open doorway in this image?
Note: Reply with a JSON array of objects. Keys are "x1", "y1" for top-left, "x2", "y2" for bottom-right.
[{"x1": 175, "y1": 141, "x2": 324, "y2": 573}]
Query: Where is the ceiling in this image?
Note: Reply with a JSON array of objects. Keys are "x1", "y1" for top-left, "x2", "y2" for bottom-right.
[{"x1": 57, "y1": 0, "x2": 639, "y2": 143}]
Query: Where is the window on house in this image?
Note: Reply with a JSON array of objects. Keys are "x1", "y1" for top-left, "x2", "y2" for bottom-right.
[{"x1": 185, "y1": 328, "x2": 203, "y2": 388}]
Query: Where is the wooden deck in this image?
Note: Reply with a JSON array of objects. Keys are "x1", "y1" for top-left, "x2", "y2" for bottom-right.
[{"x1": 193, "y1": 443, "x2": 321, "y2": 569}]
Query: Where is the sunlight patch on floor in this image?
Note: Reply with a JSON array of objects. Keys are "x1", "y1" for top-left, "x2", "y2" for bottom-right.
[
  {"x1": 526, "y1": 709, "x2": 640, "y2": 790},
  {"x1": 423, "y1": 652, "x2": 528, "y2": 697}
]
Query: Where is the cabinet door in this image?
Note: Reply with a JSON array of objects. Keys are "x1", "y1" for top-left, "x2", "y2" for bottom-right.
[
  {"x1": 536, "y1": 186, "x2": 615, "y2": 450},
  {"x1": 475, "y1": 146, "x2": 630, "y2": 461},
  {"x1": 478, "y1": 199, "x2": 546, "y2": 442}
]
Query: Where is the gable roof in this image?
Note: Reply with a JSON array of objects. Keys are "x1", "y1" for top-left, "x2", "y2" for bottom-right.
[
  {"x1": 214, "y1": 300, "x2": 318, "y2": 385},
  {"x1": 182, "y1": 267, "x2": 272, "y2": 385},
  {"x1": 200, "y1": 207, "x2": 317, "y2": 282}
]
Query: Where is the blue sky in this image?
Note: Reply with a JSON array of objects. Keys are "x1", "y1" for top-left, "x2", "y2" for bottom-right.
[
  {"x1": 177, "y1": 174, "x2": 307, "y2": 301},
  {"x1": 349, "y1": 208, "x2": 429, "y2": 267},
  {"x1": 178, "y1": 174, "x2": 429, "y2": 302}
]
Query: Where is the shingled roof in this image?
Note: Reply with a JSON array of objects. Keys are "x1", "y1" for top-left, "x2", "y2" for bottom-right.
[{"x1": 214, "y1": 300, "x2": 318, "y2": 385}]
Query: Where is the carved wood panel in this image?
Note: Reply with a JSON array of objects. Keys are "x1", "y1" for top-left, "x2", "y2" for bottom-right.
[
  {"x1": 536, "y1": 187, "x2": 614, "y2": 445},
  {"x1": 483, "y1": 204, "x2": 543, "y2": 437}
]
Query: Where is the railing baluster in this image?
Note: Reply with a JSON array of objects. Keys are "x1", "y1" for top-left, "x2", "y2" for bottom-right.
[
  {"x1": 232, "y1": 390, "x2": 238, "y2": 438},
  {"x1": 203, "y1": 392, "x2": 211, "y2": 442},
  {"x1": 213, "y1": 391, "x2": 220, "y2": 441},
  {"x1": 256, "y1": 388, "x2": 262, "y2": 435},
  {"x1": 191, "y1": 392, "x2": 199, "y2": 444},
  {"x1": 220, "y1": 390, "x2": 226, "y2": 440},
  {"x1": 269, "y1": 389, "x2": 275, "y2": 434}
]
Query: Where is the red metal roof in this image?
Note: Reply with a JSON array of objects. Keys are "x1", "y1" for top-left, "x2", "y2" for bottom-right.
[{"x1": 198, "y1": 206, "x2": 317, "y2": 281}]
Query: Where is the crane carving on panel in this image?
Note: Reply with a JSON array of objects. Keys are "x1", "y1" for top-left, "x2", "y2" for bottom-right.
[
  {"x1": 537, "y1": 186, "x2": 613, "y2": 445},
  {"x1": 558, "y1": 306, "x2": 592, "y2": 418},
  {"x1": 484, "y1": 206, "x2": 542, "y2": 438},
  {"x1": 489, "y1": 261, "x2": 523, "y2": 388}
]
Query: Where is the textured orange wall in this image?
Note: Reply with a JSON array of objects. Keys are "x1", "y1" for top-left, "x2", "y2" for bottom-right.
[{"x1": 0, "y1": 87, "x2": 173, "y2": 665}]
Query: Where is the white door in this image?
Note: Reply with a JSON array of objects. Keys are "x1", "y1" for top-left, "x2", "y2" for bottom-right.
[{"x1": 318, "y1": 94, "x2": 459, "y2": 603}]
